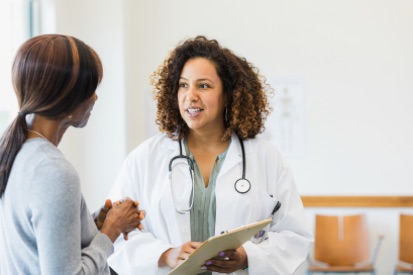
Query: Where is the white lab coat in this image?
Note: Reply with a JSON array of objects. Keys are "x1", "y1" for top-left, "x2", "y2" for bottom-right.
[{"x1": 107, "y1": 133, "x2": 313, "y2": 275}]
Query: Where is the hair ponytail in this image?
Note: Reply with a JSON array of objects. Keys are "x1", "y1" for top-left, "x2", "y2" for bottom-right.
[{"x1": 0, "y1": 114, "x2": 28, "y2": 196}]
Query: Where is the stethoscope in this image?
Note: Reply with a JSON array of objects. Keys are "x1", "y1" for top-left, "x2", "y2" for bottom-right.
[{"x1": 168, "y1": 134, "x2": 251, "y2": 213}]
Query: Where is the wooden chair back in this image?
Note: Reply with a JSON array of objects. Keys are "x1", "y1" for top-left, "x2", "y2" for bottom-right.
[
  {"x1": 314, "y1": 214, "x2": 370, "y2": 265},
  {"x1": 399, "y1": 214, "x2": 413, "y2": 264}
]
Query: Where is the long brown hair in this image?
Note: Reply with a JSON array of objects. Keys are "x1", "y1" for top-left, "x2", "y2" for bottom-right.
[{"x1": 0, "y1": 34, "x2": 103, "y2": 196}]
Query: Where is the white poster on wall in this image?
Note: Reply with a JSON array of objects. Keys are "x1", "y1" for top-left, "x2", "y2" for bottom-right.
[{"x1": 261, "y1": 77, "x2": 307, "y2": 159}]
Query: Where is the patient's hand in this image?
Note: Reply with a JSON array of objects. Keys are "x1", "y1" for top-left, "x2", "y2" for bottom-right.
[{"x1": 99, "y1": 198, "x2": 145, "y2": 242}]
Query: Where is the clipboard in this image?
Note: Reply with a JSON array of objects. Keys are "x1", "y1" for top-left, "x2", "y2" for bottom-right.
[{"x1": 168, "y1": 218, "x2": 272, "y2": 275}]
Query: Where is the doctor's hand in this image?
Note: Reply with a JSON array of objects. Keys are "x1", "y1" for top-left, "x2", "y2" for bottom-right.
[
  {"x1": 158, "y1": 241, "x2": 202, "y2": 269},
  {"x1": 100, "y1": 198, "x2": 145, "y2": 243},
  {"x1": 201, "y1": 246, "x2": 248, "y2": 274}
]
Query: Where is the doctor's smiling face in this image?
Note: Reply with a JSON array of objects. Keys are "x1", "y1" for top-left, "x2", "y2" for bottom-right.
[{"x1": 178, "y1": 57, "x2": 226, "y2": 134}]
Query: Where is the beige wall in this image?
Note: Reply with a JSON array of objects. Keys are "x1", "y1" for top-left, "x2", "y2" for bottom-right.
[{"x1": 131, "y1": 0, "x2": 413, "y2": 196}]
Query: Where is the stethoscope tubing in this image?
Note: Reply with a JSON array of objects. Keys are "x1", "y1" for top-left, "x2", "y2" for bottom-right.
[
  {"x1": 170, "y1": 134, "x2": 246, "y2": 179},
  {"x1": 169, "y1": 134, "x2": 252, "y2": 213},
  {"x1": 237, "y1": 134, "x2": 246, "y2": 180},
  {"x1": 169, "y1": 135, "x2": 281, "y2": 218}
]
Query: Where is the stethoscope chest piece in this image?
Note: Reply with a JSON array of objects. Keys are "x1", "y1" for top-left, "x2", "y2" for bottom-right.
[{"x1": 234, "y1": 178, "x2": 251, "y2": 194}]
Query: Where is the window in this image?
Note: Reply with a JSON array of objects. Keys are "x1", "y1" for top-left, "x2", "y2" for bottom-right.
[{"x1": 0, "y1": 0, "x2": 35, "y2": 135}]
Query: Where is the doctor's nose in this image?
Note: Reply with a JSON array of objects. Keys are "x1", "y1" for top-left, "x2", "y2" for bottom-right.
[{"x1": 185, "y1": 87, "x2": 199, "y2": 102}]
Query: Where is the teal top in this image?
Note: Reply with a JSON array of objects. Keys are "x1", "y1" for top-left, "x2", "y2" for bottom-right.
[{"x1": 184, "y1": 139, "x2": 230, "y2": 242}]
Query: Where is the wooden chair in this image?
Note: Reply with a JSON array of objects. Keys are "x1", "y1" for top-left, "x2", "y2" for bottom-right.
[
  {"x1": 394, "y1": 214, "x2": 413, "y2": 274},
  {"x1": 307, "y1": 214, "x2": 383, "y2": 275}
]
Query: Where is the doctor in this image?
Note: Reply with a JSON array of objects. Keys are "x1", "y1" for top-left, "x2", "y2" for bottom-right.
[{"x1": 108, "y1": 36, "x2": 313, "y2": 274}]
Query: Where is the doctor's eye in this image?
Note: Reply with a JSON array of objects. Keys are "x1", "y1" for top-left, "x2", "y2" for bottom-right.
[
  {"x1": 199, "y1": 83, "x2": 210, "y2": 89},
  {"x1": 178, "y1": 82, "x2": 188, "y2": 88}
]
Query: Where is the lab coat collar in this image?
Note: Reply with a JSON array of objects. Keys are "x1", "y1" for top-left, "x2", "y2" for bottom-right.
[
  {"x1": 166, "y1": 136, "x2": 188, "y2": 156},
  {"x1": 218, "y1": 133, "x2": 252, "y2": 178}
]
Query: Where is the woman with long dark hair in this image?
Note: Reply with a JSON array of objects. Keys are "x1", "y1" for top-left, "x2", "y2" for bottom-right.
[{"x1": 0, "y1": 34, "x2": 144, "y2": 274}]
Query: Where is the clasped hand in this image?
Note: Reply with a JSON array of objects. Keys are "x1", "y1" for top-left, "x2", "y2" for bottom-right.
[{"x1": 96, "y1": 198, "x2": 145, "y2": 242}]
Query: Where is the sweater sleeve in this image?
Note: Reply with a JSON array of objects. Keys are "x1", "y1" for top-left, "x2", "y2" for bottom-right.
[{"x1": 28, "y1": 157, "x2": 113, "y2": 275}]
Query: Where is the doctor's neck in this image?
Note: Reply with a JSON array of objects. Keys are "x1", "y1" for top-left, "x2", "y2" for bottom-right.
[{"x1": 186, "y1": 129, "x2": 229, "y2": 150}]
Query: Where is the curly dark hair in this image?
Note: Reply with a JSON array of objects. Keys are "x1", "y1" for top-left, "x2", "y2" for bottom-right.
[{"x1": 151, "y1": 35, "x2": 272, "y2": 141}]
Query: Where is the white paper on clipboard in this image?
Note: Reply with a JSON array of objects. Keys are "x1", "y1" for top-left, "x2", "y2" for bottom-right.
[{"x1": 168, "y1": 218, "x2": 272, "y2": 275}]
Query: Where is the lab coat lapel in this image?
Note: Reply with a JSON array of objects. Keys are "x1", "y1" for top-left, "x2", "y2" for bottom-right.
[
  {"x1": 215, "y1": 134, "x2": 255, "y2": 234},
  {"x1": 166, "y1": 138, "x2": 191, "y2": 243},
  {"x1": 218, "y1": 134, "x2": 243, "y2": 178},
  {"x1": 167, "y1": 138, "x2": 192, "y2": 177}
]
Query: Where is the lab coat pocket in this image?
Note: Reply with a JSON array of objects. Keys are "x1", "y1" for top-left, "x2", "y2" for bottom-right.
[{"x1": 236, "y1": 185, "x2": 277, "y2": 225}]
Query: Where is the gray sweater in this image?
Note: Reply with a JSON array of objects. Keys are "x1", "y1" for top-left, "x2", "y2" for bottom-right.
[{"x1": 0, "y1": 138, "x2": 113, "y2": 274}]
